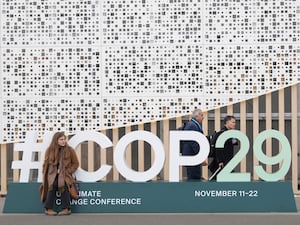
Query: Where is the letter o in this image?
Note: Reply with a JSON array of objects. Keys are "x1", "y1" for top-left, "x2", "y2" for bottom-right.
[{"x1": 114, "y1": 130, "x2": 165, "y2": 182}]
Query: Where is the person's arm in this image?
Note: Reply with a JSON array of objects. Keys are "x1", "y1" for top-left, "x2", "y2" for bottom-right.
[
  {"x1": 214, "y1": 132, "x2": 226, "y2": 168},
  {"x1": 67, "y1": 148, "x2": 79, "y2": 174},
  {"x1": 189, "y1": 123, "x2": 202, "y2": 154}
]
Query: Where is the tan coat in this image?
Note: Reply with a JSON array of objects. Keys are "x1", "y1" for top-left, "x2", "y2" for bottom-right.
[{"x1": 40, "y1": 146, "x2": 79, "y2": 202}]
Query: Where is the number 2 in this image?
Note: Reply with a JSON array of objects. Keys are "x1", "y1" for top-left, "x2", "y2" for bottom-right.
[{"x1": 216, "y1": 130, "x2": 250, "y2": 181}]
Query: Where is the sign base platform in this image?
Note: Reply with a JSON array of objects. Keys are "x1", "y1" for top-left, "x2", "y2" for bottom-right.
[{"x1": 3, "y1": 181, "x2": 297, "y2": 213}]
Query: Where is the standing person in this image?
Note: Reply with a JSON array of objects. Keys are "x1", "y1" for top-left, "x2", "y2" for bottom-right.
[
  {"x1": 182, "y1": 109, "x2": 207, "y2": 180},
  {"x1": 209, "y1": 115, "x2": 237, "y2": 179},
  {"x1": 40, "y1": 131, "x2": 79, "y2": 216}
]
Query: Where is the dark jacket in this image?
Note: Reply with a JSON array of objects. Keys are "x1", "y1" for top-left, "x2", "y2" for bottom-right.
[
  {"x1": 214, "y1": 127, "x2": 236, "y2": 165},
  {"x1": 181, "y1": 118, "x2": 204, "y2": 180},
  {"x1": 181, "y1": 118, "x2": 203, "y2": 156},
  {"x1": 209, "y1": 127, "x2": 237, "y2": 174}
]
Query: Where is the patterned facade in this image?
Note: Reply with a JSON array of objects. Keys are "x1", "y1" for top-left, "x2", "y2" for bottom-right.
[{"x1": 0, "y1": 0, "x2": 299, "y2": 142}]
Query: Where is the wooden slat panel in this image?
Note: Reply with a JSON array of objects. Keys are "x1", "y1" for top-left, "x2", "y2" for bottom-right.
[
  {"x1": 0, "y1": 144, "x2": 7, "y2": 195},
  {"x1": 125, "y1": 126, "x2": 132, "y2": 172},
  {"x1": 265, "y1": 93, "x2": 272, "y2": 173},
  {"x1": 227, "y1": 104, "x2": 233, "y2": 115},
  {"x1": 175, "y1": 116, "x2": 183, "y2": 180},
  {"x1": 278, "y1": 88, "x2": 285, "y2": 180},
  {"x1": 214, "y1": 108, "x2": 221, "y2": 131},
  {"x1": 88, "y1": 141, "x2": 94, "y2": 172},
  {"x1": 291, "y1": 84, "x2": 298, "y2": 193},
  {"x1": 1, "y1": 85, "x2": 300, "y2": 194},
  {"x1": 163, "y1": 119, "x2": 170, "y2": 180},
  {"x1": 138, "y1": 123, "x2": 144, "y2": 172},
  {"x1": 278, "y1": 88, "x2": 285, "y2": 133},
  {"x1": 112, "y1": 128, "x2": 119, "y2": 181},
  {"x1": 100, "y1": 130, "x2": 107, "y2": 181},
  {"x1": 176, "y1": 116, "x2": 183, "y2": 127},
  {"x1": 202, "y1": 111, "x2": 208, "y2": 180},
  {"x1": 252, "y1": 97, "x2": 259, "y2": 180},
  {"x1": 240, "y1": 101, "x2": 247, "y2": 173},
  {"x1": 150, "y1": 121, "x2": 157, "y2": 181},
  {"x1": 213, "y1": 108, "x2": 221, "y2": 181}
]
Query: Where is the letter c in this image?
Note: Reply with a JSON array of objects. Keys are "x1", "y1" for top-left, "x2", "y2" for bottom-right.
[{"x1": 68, "y1": 131, "x2": 113, "y2": 182}]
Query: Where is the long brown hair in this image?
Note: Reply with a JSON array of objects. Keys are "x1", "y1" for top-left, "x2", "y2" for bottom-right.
[{"x1": 45, "y1": 131, "x2": 68, "y2": 165}]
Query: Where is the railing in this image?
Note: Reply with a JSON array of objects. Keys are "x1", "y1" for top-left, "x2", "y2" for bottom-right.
[{"x1": 0, "y1": 83, "x2": 299, "y2": 195}]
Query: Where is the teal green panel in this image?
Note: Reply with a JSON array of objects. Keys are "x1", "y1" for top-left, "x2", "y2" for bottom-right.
[{"x1": 3, "y1": 182, "x2": 297, "y2": 213}]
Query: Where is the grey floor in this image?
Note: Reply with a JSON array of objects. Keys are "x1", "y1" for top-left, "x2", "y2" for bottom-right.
[{"x1": 1, "y1": 196, "x2": 300, "y2": 225}]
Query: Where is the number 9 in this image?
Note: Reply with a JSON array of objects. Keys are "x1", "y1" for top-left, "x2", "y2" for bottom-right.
[{"x1": 253, "y1": 130, "x2": 291, "y2": 181}]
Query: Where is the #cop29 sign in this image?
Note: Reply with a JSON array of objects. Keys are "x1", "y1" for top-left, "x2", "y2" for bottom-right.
[
  {"x1": 3, "y1": 129, "x2": 297, "y2": 213},
  {"x1": 11, "y1": 129, "x2": 292, "y2": 182}
]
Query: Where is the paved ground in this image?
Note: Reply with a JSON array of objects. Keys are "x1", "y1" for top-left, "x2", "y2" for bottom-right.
[{"x1": 1, "y1": 196, "x2": 300, "y2": 225}]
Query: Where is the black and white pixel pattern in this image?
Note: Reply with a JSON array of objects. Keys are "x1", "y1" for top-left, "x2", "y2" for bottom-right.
[{"x1": 0, "y1": 0, "x2": 299, "y2": 142}]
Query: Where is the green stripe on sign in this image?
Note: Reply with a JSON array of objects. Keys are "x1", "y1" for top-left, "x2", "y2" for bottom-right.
[{"x1": 3, "y1": 181, "x2": 297, "y2": 213}]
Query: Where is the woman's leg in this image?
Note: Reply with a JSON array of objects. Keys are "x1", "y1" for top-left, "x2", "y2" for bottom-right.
[
  {"x1": 60, "y1": 186, "x2": 71, "y2": 210},
  {"x1": 44, "y1": 176, "x2": 58, "y2": 210},
  {"x1": 58, "y1": 184, "x2": 71, "y2": 215}
]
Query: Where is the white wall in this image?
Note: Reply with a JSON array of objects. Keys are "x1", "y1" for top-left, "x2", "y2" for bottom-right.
[{"x1": 0, "y1": 0, "x2": 299, "y2": 142}]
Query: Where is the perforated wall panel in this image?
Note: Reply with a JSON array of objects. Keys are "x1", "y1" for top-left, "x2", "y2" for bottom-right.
[{"x1": 0, "y1": 0, "x2": 299, "y2": 142}]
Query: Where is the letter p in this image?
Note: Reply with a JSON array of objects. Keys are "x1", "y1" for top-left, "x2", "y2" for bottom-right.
[{"x1": 169, "y1": 131, "x2": 210, "y2": 182}]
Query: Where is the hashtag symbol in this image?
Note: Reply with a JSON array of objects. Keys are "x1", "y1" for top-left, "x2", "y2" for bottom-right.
[{"x1": 12, "y1": 131, "x2": 53, "y2": 182}]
